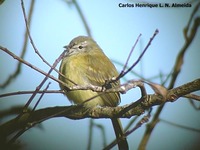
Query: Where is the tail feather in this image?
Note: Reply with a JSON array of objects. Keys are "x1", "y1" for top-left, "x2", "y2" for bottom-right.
[{"x1": 111, "y1": 118, "x2": 129, "y2": 150}]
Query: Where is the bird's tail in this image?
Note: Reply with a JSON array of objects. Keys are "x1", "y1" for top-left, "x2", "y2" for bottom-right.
[{"x1": 111, "y1": 118, "x2": 129, "y2": 150}]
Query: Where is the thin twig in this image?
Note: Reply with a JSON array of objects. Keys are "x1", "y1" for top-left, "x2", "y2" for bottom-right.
[
  {"x1": 0, "y1": 90, "x2": 64, "y2": 98},
  {"x1": 9, "y1": 128, "x2": 29, "y2": 144},
  {"x1": 112, "y1": 29, "x2": 159, "y2": 83},
  {"x1": 184, "y1": 93, "x2": 200, "y2": 102},
  {"x1": 138, "y1": 4, "x2": 200, "y2": 149},
  {"x1": 22, "y1": 49, "x2": 67, "y2": 111},
  {"x1": 20, "y1": 0, "x2": 70, "y2": 83},
  {"x1": 188, "y1": 99, "x2": 200, "y2": 110},
  {"x1": 32, "y1": 82, "x2": 51, "y2": 112},
  {"x1": 72, "y1": 0, "x2": 91, "y2": 37},
  {"x1": 119, "y1": 34, "x2": 142, "y2": 77},
  {"x1": 93, "y1": 122, "x2": 107, "y2": 147},
  {"x1": 113, "y1": 59, "x2": 171, "y2": 82},
  {"x1": 0, "y1": 0, "x2": 35, "y2": 88},
  {"x1": 160, "y1": 118, "x2": 200, "y2": 133},
  {"x1": 9, "y1": 82, "x2": 51, "y2": 143},
  {"x1": 21, "y1": 0, "x2": 52, "y2": 70},
  {"x1": 184, "y1": 1, "x2": 200, "y2": 39},
  {"x1": 0, "y1": 46, "x2": 69, "y2": 90}
]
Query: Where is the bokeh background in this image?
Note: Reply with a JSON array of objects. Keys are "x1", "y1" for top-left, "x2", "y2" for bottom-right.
[{"x1": 0, "y1": 0, "x2": 200, "y2": 149}]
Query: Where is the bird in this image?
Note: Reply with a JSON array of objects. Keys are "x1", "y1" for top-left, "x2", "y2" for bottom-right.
[{"x1": 59, "y1": 36, "x2": 128, "y2": 150}]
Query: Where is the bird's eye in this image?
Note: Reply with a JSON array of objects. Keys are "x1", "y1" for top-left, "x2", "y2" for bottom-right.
[{"x1": 78, "y1": 45, "x2": 83, "y2": 49}]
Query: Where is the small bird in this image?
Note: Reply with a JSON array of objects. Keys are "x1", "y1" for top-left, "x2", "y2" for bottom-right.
[{"x1": 59, "y1": 36, "x2": 128, "y2": 150}]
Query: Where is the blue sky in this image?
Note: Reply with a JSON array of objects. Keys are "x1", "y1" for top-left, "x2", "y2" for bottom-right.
[{"x1": 0, "y1": 0, "x2": 200, "y2": 149}]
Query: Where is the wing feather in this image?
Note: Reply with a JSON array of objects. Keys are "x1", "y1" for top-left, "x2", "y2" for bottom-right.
[{"x1": 84, "y1": 50, "x2": 120, "y2": 106}]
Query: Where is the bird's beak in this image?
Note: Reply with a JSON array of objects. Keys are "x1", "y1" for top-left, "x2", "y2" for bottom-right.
[
  {"x1": 63, "y1": 45, "x2": 70, "y2": 54},
  {"x1": 63, "y1": 45, "x2": 73, "y2": 56},
  {"x1": 63, "y1": 45, "x2": 68, "y2": 49}
]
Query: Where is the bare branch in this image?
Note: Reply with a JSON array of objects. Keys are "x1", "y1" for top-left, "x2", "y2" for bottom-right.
[
  {"x1": 160, "y1": 118, "x2": 200, "y2": 133},
  {"x1": 120, "y1": 34, "x2": 142, "y2": 77},
  {"x1": 71, "y1": 0, "x2": 92, "y2": 37},
  {"x1": 184, "y1": 94, "x2": 200, "y2": 102},
  {"x1": 8, "y1": 82, "x2": 51, "y2": 143},
  {"x1": 0, "y1": 46, "x2": 70, "y2": 90},
  {"x1": 22, "y1": 49, "x2": 67, "y2": 111},
  {"x1": 0, "y1": 90, "x2": 64, "y2": 98},
  {"x1": 20, "y1": 0, "x2": 54, "y2": 71},
  {"x1": 188, "y1": 99, "x2": 200, "y2": 110},
  {"x1": 0, "y1": 0, "x2": 35, "y2": 88},
  {"x1": 0, "y1": 78, "x2": 199, "y2": 138},
  {"x1": 139, "y1": 3, "x2": 200, "y2": 149},
  {"x1": 20, "y1": 0, "x2": 70, "y2": 84},
  {"x1": 32, "y1": 82, "x2": 51, "y2": 112},
  {"x1": 111, "y1": 29, "x2": 159, "y2": 84}
]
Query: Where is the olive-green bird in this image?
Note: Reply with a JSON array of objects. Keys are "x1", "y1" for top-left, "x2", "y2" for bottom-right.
[{"x1": 59, "y1": 36, "x2": 128, "y2": 150}]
